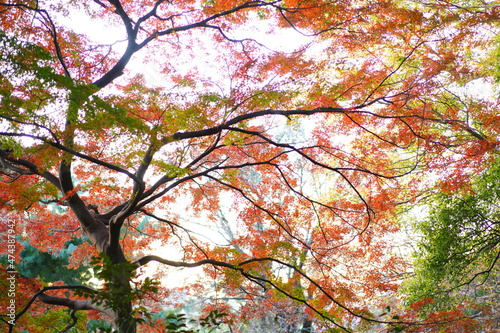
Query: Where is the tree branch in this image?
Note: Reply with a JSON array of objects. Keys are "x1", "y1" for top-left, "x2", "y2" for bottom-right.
[
  {"x1": 164, "y1": 106, "x2": 442, "y2": 142},
  {"x1": 132, "y1": 255, "x2": 425, "y2": 331},
  {"x1": 59, "y1": 160, "x2": 110, "y2": 253},
  {"x1": 0, "y1": 2, "x2": 72, "y2": 78},
  {"x1": 0, "y1": 132, "x2": 141, "y2": 182}
]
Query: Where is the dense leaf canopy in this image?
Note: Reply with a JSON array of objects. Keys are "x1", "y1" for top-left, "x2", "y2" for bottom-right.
[{"x1": 0, "y1": 0, "x2": 499, "y2": 332}]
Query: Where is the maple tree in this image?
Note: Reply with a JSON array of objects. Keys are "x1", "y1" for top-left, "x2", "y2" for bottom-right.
[
  {"x1": 0, "y1": 0, "x2": 499, "y2": 332},
  {"x1": 401, "y1": 157, "x2": 500, "y2": 332}
]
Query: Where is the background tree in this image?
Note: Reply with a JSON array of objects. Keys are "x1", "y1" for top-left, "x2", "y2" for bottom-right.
[
  {"x1": 403, "y1": 157, "x2": 500, "y2": 332},
  {"x1": 1, "y1": 0, "x2": 499, "y2": 332}
]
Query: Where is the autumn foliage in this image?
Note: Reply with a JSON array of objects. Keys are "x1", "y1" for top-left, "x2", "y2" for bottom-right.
[{"x1": 1, "y1": 0, "x2": 499, "y2": 332}]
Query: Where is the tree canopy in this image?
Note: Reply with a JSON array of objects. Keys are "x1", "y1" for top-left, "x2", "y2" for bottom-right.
[{"x1": 0, "y1": 0, "x2": 499, "y2": 332}]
